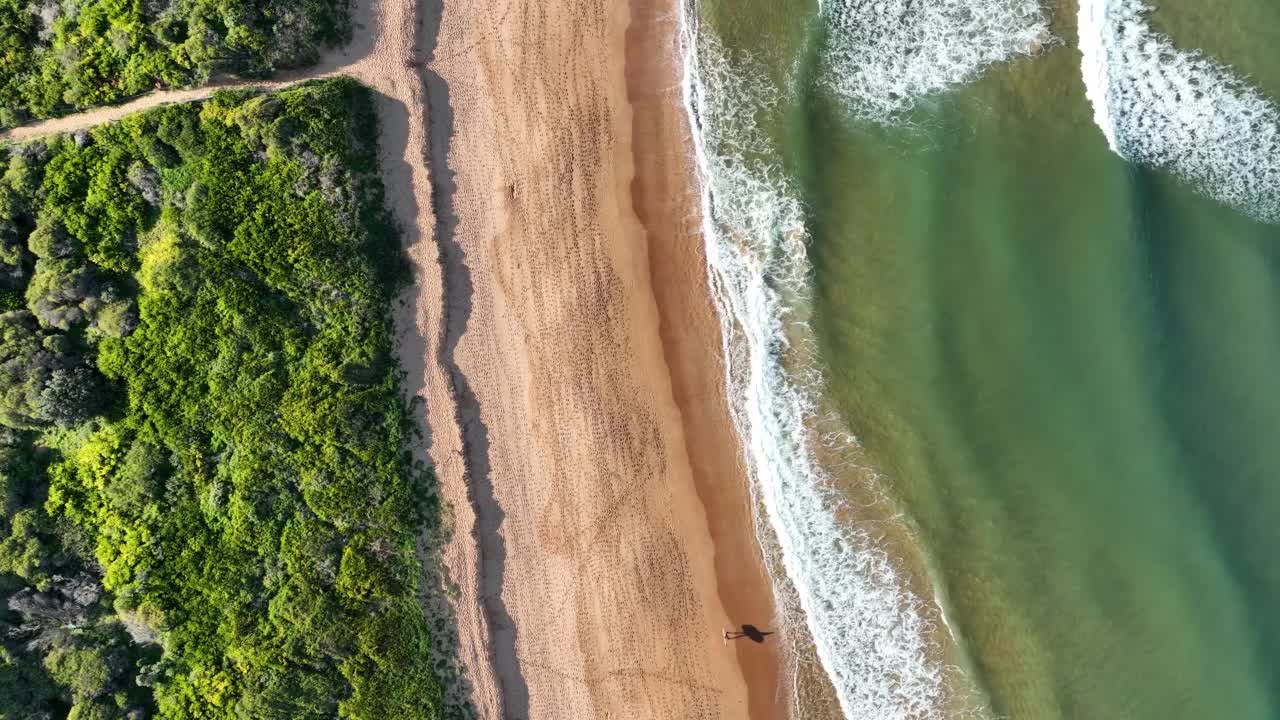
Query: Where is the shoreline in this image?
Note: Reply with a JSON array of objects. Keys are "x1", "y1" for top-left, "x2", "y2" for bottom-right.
[
  {"x1": 678, "y1": 13, "x2": 976, "y2": 719},
  {"x1": 625, "y1": 0, "x2": 789, "y2": 717}
]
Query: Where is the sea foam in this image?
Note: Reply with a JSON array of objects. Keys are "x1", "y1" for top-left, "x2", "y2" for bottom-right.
[
  {"x1": 822, "y1": 0, "x2": 1049, "y2": 121},
  {"x1": 1079, "y1": 0, "x2": 1280, "y2": 223},
  {"x1": 678, "y1": 7, "x2": 973, "y2": 719}
]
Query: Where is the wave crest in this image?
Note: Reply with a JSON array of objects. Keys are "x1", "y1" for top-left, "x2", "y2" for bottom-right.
[
  {"x1": 1080, "y1": 0, "x2": 1280, "y2": 223},
  {"x1": 823, "y1": 0, "x2": 1049, "y2": 120}
]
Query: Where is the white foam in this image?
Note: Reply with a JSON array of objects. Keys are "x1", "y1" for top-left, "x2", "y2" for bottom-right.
[
  {"x1": 1078, "y1": 0, "x2": 1120, "y2": 152},
  {"x1": 1079, "y1": 0, "x2": 1280, "y2": 223},
  {"x1": 822, "y1": 0, "x2": 1050, "y2": 121},
  {"x1": 678, "y1": 8, "x2": 977, "y2": 719}
]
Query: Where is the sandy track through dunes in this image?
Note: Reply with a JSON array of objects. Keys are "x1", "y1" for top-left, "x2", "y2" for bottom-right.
[{"x1": 3, "y1": 0, "x2": 787, "y2": 716}]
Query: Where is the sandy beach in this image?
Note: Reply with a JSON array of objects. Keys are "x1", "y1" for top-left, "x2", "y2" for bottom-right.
[
  {"x1": 429, "y1": 0, "x2": 788, "y2": 716},
  {"x1": 1, "y1": 0, "x2": 789, "y2": 715}
]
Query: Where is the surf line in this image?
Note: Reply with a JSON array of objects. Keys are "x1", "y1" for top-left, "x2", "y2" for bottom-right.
[{"x1": 675, "y1": 4, "x2": 979, "y2": 719}]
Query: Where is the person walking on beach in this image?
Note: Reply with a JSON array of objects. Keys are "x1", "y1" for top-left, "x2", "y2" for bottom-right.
[{"x1": 723, "y1": 624, "x2": 774, "y2": 643}]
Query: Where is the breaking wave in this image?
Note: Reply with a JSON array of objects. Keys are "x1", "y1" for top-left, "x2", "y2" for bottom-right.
[
  {"x1": 1079, "y1": 0, "x2": 1280, "y2": 223},
  {"x1": 821, "y1": 0, "x2": 1050, "y2": 120},
  {"x1": 677, "y1": 6, "x2": 982, "y2": 719}
]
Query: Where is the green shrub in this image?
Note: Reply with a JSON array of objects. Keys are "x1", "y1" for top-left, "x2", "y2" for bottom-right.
[{"x1": 0, "y1": 79, "x2": 442, "y2": 718}]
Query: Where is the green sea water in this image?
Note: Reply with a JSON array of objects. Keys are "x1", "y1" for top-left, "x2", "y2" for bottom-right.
[{"x1": 697, "y1": 0, "x2": 1280, "y2": 717}]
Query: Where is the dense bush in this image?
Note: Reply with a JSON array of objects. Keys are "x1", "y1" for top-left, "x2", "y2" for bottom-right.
[
  {"x1": 0, "y1": 0, "x2": 353, "y2": 127},
  {"x1": 0, "y1": 78, "x2": 443, "y2": 719},
  {"x1": 0, "y1": 310, "x2": 104, "y2": 428},
  {"x1": 0, "y1": 430, "x2": 157, "y2": 720}
]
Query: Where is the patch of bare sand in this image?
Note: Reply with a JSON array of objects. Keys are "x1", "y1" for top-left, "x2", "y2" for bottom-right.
[{"x1": 432, "y1": 0, "x2": 789, "y2": 716}]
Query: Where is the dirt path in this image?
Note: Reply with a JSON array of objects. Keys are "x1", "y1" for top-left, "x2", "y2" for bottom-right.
[{"x1": 3, "y1": 0, "x2": 385, "y2": 141}]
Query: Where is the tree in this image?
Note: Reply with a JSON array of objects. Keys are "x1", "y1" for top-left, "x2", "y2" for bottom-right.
[
  {"x1": 0, "y1": 310, "x2": 100, "y2": 428},
  {"x1": 92, "y1": 300, "x2": 137, "y2": 339},
  {"x1": 137, "y1": 222, "x2": 195, "y2": 296},
  {"x1": 25, "y1": 257, "x2": 97, "y2": 330},
  {"x1": 35, "y1": 366, "x2": 103, "y2": 426},
  {"x1": 44, "y1": 646, "x2": 107, "y2": 693},
  {"x1": 0, "y1": 643, "x2": 62, "y2": 720},
  {"x1": 27, "y1": 216, "x2": 76, "y2": 259},
  {"x1": 0, "y1": 220, "x2": 30, "y2": 290},
  {"x1": 125, "y1": 163, "x2": 161, "y2": 207},
  {"x1": 0, "y1": 310, "x2": 57, "y2": 428}
]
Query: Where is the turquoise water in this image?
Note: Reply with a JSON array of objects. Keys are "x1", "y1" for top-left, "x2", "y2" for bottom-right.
[{"x1": 691, "y1": 0, "x2": 1280, "y2": 716}]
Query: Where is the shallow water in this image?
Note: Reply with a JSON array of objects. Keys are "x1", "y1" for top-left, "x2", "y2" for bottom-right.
[{"x1": 693, "y1": 0, "x2": 1280, "y2": 716}]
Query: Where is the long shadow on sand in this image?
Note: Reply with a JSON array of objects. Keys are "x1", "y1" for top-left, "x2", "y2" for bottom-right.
[
  {"x1": 377, "y1": 84, "x2": 479, "y2": 719},
  {"x1": 420, "y1": 1, "x2": 531, "y2": 717}
]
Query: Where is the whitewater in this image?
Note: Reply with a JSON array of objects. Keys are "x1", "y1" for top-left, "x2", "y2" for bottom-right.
[
  {"x1": 1079, "y1": 0, "x2": 1280, "y2": 223},
  {"x1": 822, "y1": 0, "x2": 1048, "y2": 121},
  {"x1": 676, "y1": 0, "x2": 1048, "y2": 717},
  {"x1": 679, "y1": 29, "x2": 952, "y2": 719}
]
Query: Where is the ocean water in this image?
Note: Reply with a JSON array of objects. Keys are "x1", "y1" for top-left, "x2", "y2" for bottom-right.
[{"x1": 684, "y1": 0, "x2": 1280, "y2": 717}]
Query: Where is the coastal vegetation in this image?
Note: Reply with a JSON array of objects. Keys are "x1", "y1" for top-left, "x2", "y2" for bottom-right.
[
  {"x1": 0, "y1": 78, "x2": 443, "y2": 718},
  {"x1": 0, "y1": 0, "x2": 352, "y2": 127}
]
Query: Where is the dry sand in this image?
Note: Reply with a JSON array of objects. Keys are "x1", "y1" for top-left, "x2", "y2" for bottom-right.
[
  {"x1": 2, "y1": 0, "x2": 790, "y2": 717},
  {"x1": 431, "y1": 0, "x2": 788, "y2": 716}
]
